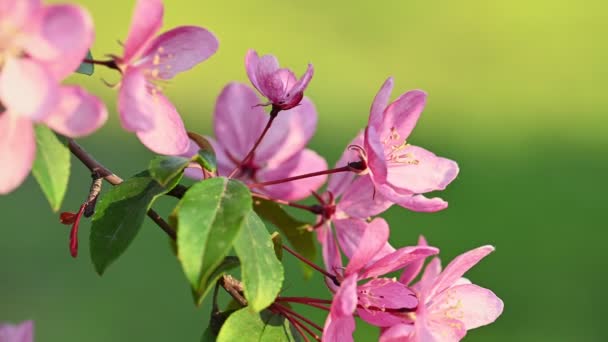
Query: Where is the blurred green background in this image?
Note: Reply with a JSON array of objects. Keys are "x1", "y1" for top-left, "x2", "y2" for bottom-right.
[{"x1": 1, "y1": 0, "x2": 607, "y2": 341}]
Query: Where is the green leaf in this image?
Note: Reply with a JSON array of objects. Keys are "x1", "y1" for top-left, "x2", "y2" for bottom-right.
[
  {"x1": 201, "y1": 326, "x2": 216, "y2": 342},
  {"x1": 176, "y1": 177, "x2": 252, "y2": 303},
  {"x1": 217, "y1": 308, "x2": 300, "y2": 342},
  {"x1": 234, "y1": 212, "x2": 284, "y2": 312},
  {"x1": 31, "y1": 125, "x2": 70, "y2": 212},
  {"x1": 253, "y1": 198, "x2": 315, "y2": 277},
  {"x1": 90, "y1": 171, "x2": 180, "y2": 275},
  {"x1": 75, "y1": 50, "x2": 94, "y2": 75},
  {"x1": 188, "y1": 132, "x2": 217, "y2": 172},
  {"x1": 197, "y1": 256, "x2": 240, "y2": 303},
  {"x1": 148, "y1": 155, "x2": 191, "y2": 186}
]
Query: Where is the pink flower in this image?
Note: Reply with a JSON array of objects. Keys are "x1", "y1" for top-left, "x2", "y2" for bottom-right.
[
  {"x1": 376, "y1": 240, "x2": 504, "y2": 342},
  {"x1": 114, "y1": 0, "x2": 218, "y2": 155},
  {"x1": 245, "y1": 49, "x2": 313, "y2": 111},
  {"x1": 323, "y1": 220, "x2": 439, "y2": 342},
  {"x1": 184, "y1": 82, "x2": 327, "y2": 201},
  {"x1": 0, "y1": 1, "x2": 107, "y2": 194},
  {"x1": 363, "y1": 77, "x2": 459, "y2": 212},
  {"x1": 0, "y1": 320, "x2": 33, "y2": 342}
]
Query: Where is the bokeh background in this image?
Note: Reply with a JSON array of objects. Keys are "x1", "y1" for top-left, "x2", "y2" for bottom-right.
[{"x1": 1, "y1": 0, "x2": 607, "y2": 341}]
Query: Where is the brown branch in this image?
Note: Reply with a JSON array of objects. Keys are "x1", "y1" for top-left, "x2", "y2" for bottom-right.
[
  {"x1": 67, "y1": 138, "x2": 177, "y2": 239},
  {"x1": 219, "y1": 274, "x2": 248, "y2": 306}
]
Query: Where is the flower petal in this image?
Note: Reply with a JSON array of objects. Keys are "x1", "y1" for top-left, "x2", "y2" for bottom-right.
[
  {"x1": 213, "y1": 82, "x2": 267, "y2": 160},
  {"x1": 0, "y1": 0, "x2": 40, "y2": 28},
  {"x1": 0, "y1": 320, "x2": 34, "y2": 342},
  {"x1": 0, "y1": 58, "x2": 57, "y2": 121},
  {"x1": 378, "y1": 90, "x2": 426, "y2": 141},
  {"x1": 417, "y1": 317, "x2": 467, "y2": 342},
  {"x1": 285, "y1": 63, "x2": 314, "y2": 102},
  {"x1": 24, "y1": 4, "x2": 93, "y2": 79},
  {"x1": 386, "y1": 145, "x2": 459, "y2": 194},
  {"x1": 183, "y1": 136, "x2": 234, "y2": 179},
  {"x1": 413, "y1": 257, "x2": 442, "y2": 297},
  {"x1": 244, "y1": 49, "x2": 262, "y2": 93},
  {"x1": 368, "y1": 77, "x2": 394, "y2": 130},
  {"x1": 257, "y1": 148, "x2": 327, "y2": 201},
  {"x1": 117, "y1": 67, "x2": 156, "y2": 131},
  {"x1": 44, "y1": 86, "x2": 107, "y2": 137},
  {"x1": 135, "y1": 93, "x2": 189, "y2": 155},
  {"x1": 430, "y1": 284, "x2": 504, "y2": 330},
  {"x1": 359, "y1": 309, "x2": 409, "y2": 329},
  {"x1": 399, "y1": 236, "x2": 429, "y2": 285},
  {"x1": 364, "y1": 125, "x2": 388, "y2": 182},
  {"x1": 0, "y1": 115, "x2": 35, "y2": 194},
  {"x1": 323, "y1": 274, "x2": 357, "y2": 342},
  {"x1": 327, "y1": 132, "x2": 364, "y2": 198},
  {"x1": 338, "y1": 175, "x2": 393, "y2": 218},
  {"x1": 261, "y1": 96, "x2": 317, "y2": 164},
  {"x1": 140, "y1": 26, "x2": 218, "y2": 80},
  {"x1": 123, "y1": 0, "x2": 163, "y2": 62},
  {"x1": 360, "y1": 246, "x2": 439, "y2": 279},
  {"x1": 380, "y1": 324, "x2": 415, "y2": 342},
  {"x1": 358, "y1": 278, "x2": 418, "y2": 310},
  {"x1": 344, "y1": 218, "x2": 389, "y2": 276},
  {"x1": 427, "y1": 246, "x2": 495, "y2": 300},
  {"x1": 253, "y1": 54, "x2": 280, "y2": 98},
  {"x1": 334, "y1": 218, "x2": 395, "y2": 265},
  {"x1": 317, "y1": 223, "x2": 342, "y2": 293}
]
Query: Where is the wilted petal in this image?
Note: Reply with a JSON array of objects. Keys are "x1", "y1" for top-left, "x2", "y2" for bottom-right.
[
  {"x1": 380, "y1": 323, "x2": 415, "y2": 342},
  {"x1": 358, "y1": 278, "x2": 418, "y2": 310},
  {"x1": 25, "y1": 4, "x2": 93, "y2": 79},
  {"x1": 0, "y1": 115, "x2": 35, "y2": 194},
  {"x1": 378, "y1": 90, "x2": 426, "y2": 141},
  {"x1": 0, "y1": 320, "x2": 34, "y2": 342},
  {"x1": 427, "y1": 246, "x2": 495, "y2": 300},
  {"x1": 338, "y1": 176, "x2": 393, "y2": 218},
  {"x1": 135, "y1": 93, "x2": 189, "y2": 155},
  {"x1": 258, "y1": 148, "x2": 327, "y2": 201},
  {"x1": 368, "y1": 77, "x2": 394, "y2": 130},
  {"x1": 323, "y1": 274, "x2": 357, "y2": 342},
  {"x1": 44, "y1": 86, "x2": 107, "y2": 137},
  {"x1": 430, "y1": 284, "x2": 504, "y2": 330},
  {"x1": 361, "y1": 246, "x2": 439, "y2": 279},
  {"x1": 123, "y1": 0, "x2": 163, "y2": 62},
  {"x1": 399, "y1": 236, "x2": 429, "y2": 285},
  {"x1": 386, "y1": 145, "x2": 459, "y2": 194},
  {"x1": 0, "y1": 58, "x2": 57, "y2": 121},
  {"x1": 140, "y1": 26, "x2": 218, "y2": 79},
  {"x1": 261, "y1": 96, "x2": 317, "y2": 164},
  {"x1": 117, "y1": 67, "x2": 156, "y2": 131},
  {"x1": 344, "y1": 218, "x2": 389, "y2": 276},
  {"x1": 213, "y1": 82, "x2": 267, "y2": 159}
]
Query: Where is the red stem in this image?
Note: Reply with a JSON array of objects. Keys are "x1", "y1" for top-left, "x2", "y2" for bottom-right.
[
  {"x1": 274, "y1": 304, "x2": 324, "y2": 333},
  {"x1": 282, "y1": 245, "x2": 340, "y2": 286},
  {"x1": 277, "y1": 308, "x2": 311, "y2": 342},
  {"x1": 229, "y1": 108, "x2": 279, "y2": 178},
  {"x1": 276, "y1": 297, "x2": 332, "y2": 305},
  {"x1": 249, "y1": 166, "x2": 352, "y2": 189}
]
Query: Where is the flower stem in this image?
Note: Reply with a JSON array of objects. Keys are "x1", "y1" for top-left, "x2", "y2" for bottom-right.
[
  {"x1": 249, "y1": 166, "x2": 352, "y2": 189},
  {"x1": 83, "y1": 58, "x2": 119, "y2": 71},
  {"x1": 273, "y1": 304, "x2": 324, "y2": 332},
  {"x1": 228, "y1": 107, "x2": 280, "y2": 179},
  {"x1": 282, "y1": 245, "x2": 340, "y2": 286}
]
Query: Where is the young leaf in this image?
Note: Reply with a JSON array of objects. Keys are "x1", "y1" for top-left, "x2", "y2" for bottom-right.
[
  {"x1": 188, "y1": 131, "x2": 217, "y2": 172},
  {"x1": 217, "y1": 308, "x2": 300, "y2": 342},
  {"x1": 75, "y1": 50, "x2": 94, "y2": 75},
  {"x1": 31, "y1": 125, "x2": 70, "y2": 212},
  {"x1": 253, "y1": 198, "x2": 315, "y2": 277},
  {"x1": 176, "y1": 177, "x2": 251, "y2": 303},
  {"x1": 90, "y1": 171, "x2": 181, "y2": 275},
  {"x1": 148, "y1": 155, "x2": 191, "y2": 186},
  {"x1": 234, "y1": 212, "x2": 284, "y2": 312}
]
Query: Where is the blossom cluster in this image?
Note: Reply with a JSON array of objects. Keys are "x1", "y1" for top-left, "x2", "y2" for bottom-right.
[{"x1": 0, "y1": 0, "x2": 503, "y2": 341}]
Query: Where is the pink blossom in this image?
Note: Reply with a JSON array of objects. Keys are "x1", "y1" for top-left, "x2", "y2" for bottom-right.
[
  {"x1": 245, "y1": 49, "x2": 313, "y2": 111},
  {"x1": 323, "y1": 220, "x2": 439, "y2": 342},
  {"x1": 0, "y1": 1, "x2": 107, "y2": 194},
  {"x1": 114, "y1": 0, "x2": 218, "y2": 155},
  {"x1": 184, "y1": 82, "x2": 327, "y2": 201},
  {"x1": 363, "y1": 77, "x2": 459, "y2": 212},
  {"x1": 375, "y1": 240, "x2": 504, "y2": 342},
  {"x1": 0, "y1": 320, "x2": 33, "y2": 342}
]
